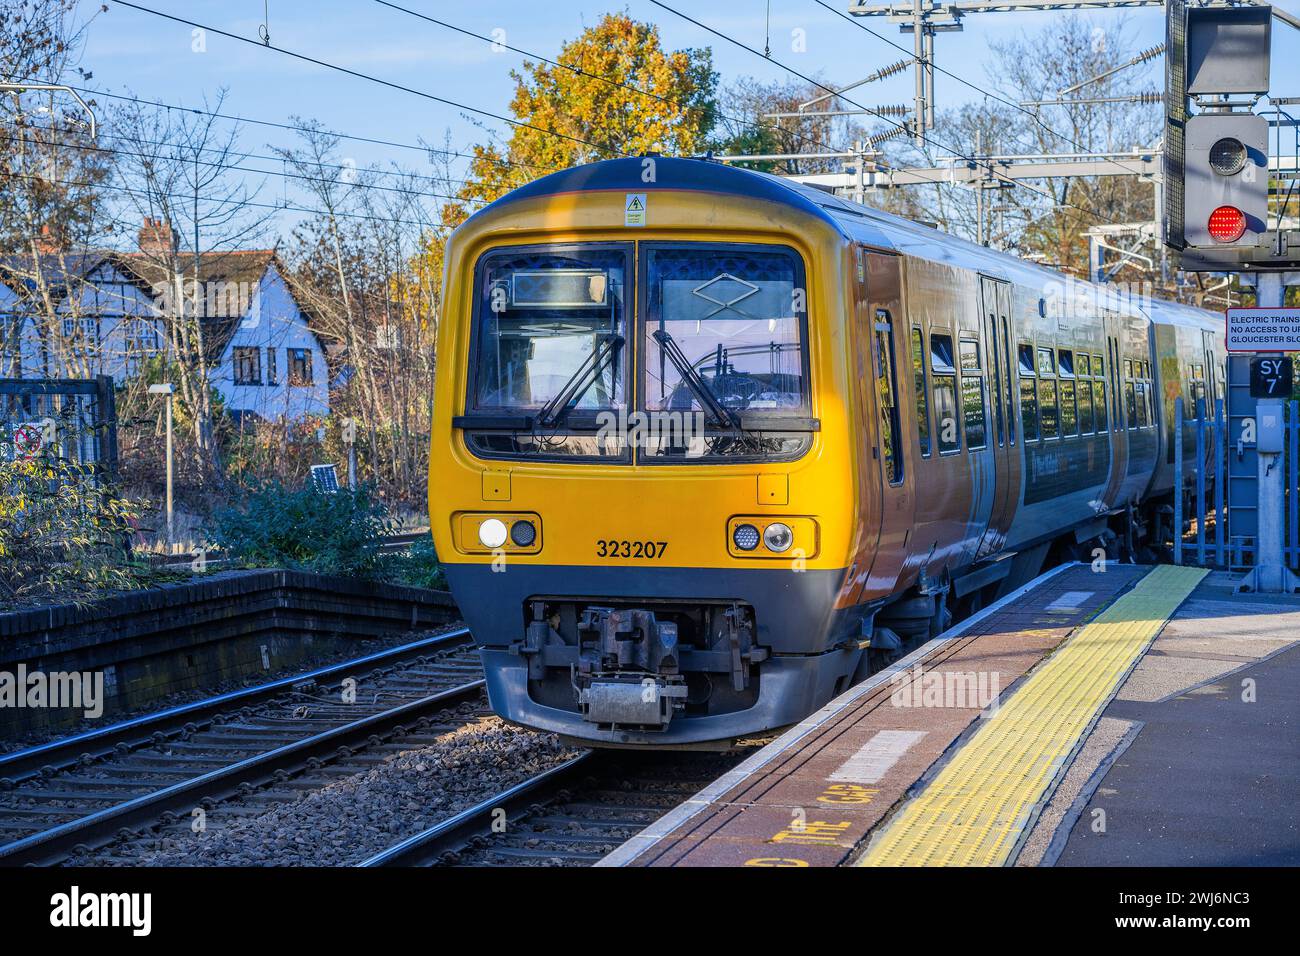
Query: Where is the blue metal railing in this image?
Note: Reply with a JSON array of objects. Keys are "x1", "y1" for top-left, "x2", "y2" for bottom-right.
[{"x1": 1174, "y1": 396, "x2": 1299, "y2": 570}]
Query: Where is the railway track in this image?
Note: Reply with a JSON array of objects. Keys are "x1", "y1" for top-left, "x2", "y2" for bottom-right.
[
  {"x1": 360, "y1": 748, "x2": 749, "y2": 867},
  {"x1": 0, "y1": 628, "x2": 485, "y2": 867}
]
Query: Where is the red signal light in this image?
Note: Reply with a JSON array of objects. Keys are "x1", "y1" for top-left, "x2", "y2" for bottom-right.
[{"x1": 1207, "y1": 205, "x2": 1247, "y2": 243}]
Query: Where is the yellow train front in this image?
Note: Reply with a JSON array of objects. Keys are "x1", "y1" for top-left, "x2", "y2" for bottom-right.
[{"x1": 428, "y1": 157, "x2": 880, "y2": 747}]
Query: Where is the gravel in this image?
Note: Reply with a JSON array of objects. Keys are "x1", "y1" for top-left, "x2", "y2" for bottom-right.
[{"x1": 72, "y1": 716, "x2": 584, "y2": 867}]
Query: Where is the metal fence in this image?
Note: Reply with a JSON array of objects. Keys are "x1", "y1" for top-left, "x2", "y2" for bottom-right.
[
  {"x1": 0, "y1": 376, "x2": 118, "y2": 476},
  {"x1": 1173, "y1": 395, "x2": 1299, "y2": 570}
]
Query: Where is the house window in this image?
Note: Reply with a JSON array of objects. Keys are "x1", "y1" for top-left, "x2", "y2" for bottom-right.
[
  {"x1": 124, "y1": 318, "x2": 160, "y2": 375},
  {"x1": 266, "y1": 347, "x2": 279, "y2": 386},
  {"x1": 234, "y1": 346, "x2": 261, "y2": 385},
  {"x1": 61, "y1": 316, "x2": 98, "y2": 345},
  {"x1": 288, "y1": 348, "x2": 313, "y2": 386}
]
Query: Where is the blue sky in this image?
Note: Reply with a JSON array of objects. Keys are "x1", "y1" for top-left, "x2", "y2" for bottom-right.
[{"x1": 69, "y1": 0, "x2": 1300, "y2": 229}]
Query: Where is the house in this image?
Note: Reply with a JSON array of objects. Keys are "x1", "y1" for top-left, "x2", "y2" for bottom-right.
[
  {"x1": 1, "y1": 252, "x2": 163, "y2": 381},
  {"x1": 2, "y1": 219, "x2": 330, "y2": 423}
]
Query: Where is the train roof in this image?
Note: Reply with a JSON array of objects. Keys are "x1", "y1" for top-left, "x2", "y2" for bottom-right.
[{"x1": 479, "y1": 156, "x2": 1221, "y2": 332}]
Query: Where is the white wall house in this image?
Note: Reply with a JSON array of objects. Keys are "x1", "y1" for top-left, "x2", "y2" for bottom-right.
[
  {"x1": 203, "y1": 257, "x2": 330, "y2": 423},
  {"x1": 1, "y1": 242, "x2": 329, "y2": 424}
]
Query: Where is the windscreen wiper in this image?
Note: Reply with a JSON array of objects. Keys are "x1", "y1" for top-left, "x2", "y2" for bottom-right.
[
  {"x1": 536, "y1": 334, "x2": 625, "y2": 427},
  {"x1": 652, "y1": 329, "x2": 739, "y2": 429}
]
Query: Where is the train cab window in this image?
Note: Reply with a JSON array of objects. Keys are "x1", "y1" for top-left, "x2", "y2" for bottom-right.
[
  {"x1": 642, "y1": 243, "x2": 811, "y2": 462},
  {"x1": 1018, "y1": 343, "x2": 1039, "y2": 442},
  {"x1": 874, "y1": 312, "x2": 903, "y2": 484},
  {"x1": 959, "y1": 339, "x2": 987, "y2": 450},
  {"x1": 465, "y1": 243, "x2": 630, "y2": 459},
  {"x1": 1092, "y1": 354, "x2": 1108, "y2": 431},
  {"x1": 910, "y1": 327, "x2": 931, "y2": 458},
  {"x1": 1058, "y1": 350, "x2": 1078, "y2": 437},
  {"x1": 931, "y1": 333, "x2": 960, "y2": 454},
  {"x1": 1037, "y1": 347, "x2": 1059, "y2": 439}
]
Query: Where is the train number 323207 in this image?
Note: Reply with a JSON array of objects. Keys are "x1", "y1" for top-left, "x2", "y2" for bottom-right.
[{"x1": 595, "y1": 539, "x2": 669, "y2": 559}]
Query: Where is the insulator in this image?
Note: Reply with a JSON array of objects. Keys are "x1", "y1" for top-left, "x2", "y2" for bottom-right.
[
  {"x1": 1136, "y1": 91, "x2": 1163, "y2": 105},
  {"x1": 867, "y1": 126, "x2": 909, "y2": 148},
  {"x1": 869, "y1": 58, "x2": 912, "y2": 83},
  {"x1": 1135, "y1": 44, "x2": 1165, "y2": 65},
  {"x1": 873, "y1": 104, "x2": 909, "y2": 118}
]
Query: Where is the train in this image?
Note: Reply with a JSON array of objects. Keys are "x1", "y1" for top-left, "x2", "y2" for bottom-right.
[{"x1": 427, "y1": 155, "x2": 1224, "y2": 748}]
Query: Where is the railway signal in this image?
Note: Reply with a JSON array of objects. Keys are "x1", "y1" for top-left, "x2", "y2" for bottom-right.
[{"x1": 1183, "y1": 112, "x2": 1268, "y2": 249}]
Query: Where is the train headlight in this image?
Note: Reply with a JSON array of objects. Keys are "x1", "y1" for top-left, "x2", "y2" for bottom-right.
[
  {"x1": 732, "y1": 523, "x2": 761, "y2": 551},
  {"x1": 477, "y1": 517, "x2": 508, "y2": 549},
  {"x1": 763, "y1": 522, "x2": 794, "y2": 553},
  {"x1": 510, "y1": 519, "x2": 537, "y2": 547}
]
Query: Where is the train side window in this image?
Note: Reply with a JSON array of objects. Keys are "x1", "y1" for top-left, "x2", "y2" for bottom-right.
[
  {"x1": 931, "y1": 333, "x2": 960, "y2": 454},
  {"x1": 959, "y1": 339, "x2": 987, "y2": 450},
  {"x1": 1078, "y1": 376, "x2": 1095, "y2": 434},
  {"x1": 1038, "y1": 347, "x2": 1059, "y2": 439},
  {"x1": 1124, "y1": 364, "x2": 1138, "y2": 430},
  {"x1": 1097, "y1": 374, "x2": 1107, "y2": 434},
  {"x1": 1136, "y1": 380, "x2": 1150, "y2": 427},
  {"x1": 1191, "y1": 363, "x2": 1207, "y2": 417},
  {"x1": 1058, "y1": 350, "x2": 1078, "y2": 437},
  {"x1": 874, "y1": 312, "x2": 903, "y2": 484},
  {"x1": 1018, "y1": 343, "x2": 1039, "y2": 441},
  {"x1": 1076, "y1": 354, "x2": 1094, "y2": 433},
  {"x1": 910, "y1": 327, "x2": 931, "y2": 457}
]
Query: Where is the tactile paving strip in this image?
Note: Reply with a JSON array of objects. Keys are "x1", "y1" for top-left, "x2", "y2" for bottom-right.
[{"x1": 857, "y1": 564, "x2": 1208, "y2": 867}]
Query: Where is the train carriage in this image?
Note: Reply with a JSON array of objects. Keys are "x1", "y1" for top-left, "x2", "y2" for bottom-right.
[{"x1": 428, "y1": 156, "x2": 1223, "y2": 747}]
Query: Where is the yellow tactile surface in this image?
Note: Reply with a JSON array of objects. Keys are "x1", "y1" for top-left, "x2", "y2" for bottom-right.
[{"x1": 857, "y1": 564, "x2": 1208, "y2": 867}]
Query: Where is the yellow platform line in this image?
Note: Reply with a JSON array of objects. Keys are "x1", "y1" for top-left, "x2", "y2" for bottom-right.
[{"x1": 857, "y1": 564, "x2": 1207, "y2": 867}]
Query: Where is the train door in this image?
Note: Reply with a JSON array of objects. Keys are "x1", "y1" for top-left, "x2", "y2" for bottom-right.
[
  {"x1": 858, "y1": 251, "x2": 915, "y2": 601},
  {"x1": 1102, "y1": 320, "x2": 1128, "y2": 506},
  {"x1": 976, "y1": 276, "x2": 1018, "y2": 558}
]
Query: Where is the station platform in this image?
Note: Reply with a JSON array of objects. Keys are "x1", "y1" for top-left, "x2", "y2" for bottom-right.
[{"x1": 599, "y1": 562, "x2": 1300, "y2": 867}]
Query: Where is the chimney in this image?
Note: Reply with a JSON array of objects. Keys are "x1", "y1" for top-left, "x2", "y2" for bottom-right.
[
  {"x1": 138, "y1": 216, "x2": 178, "y2": 257},
  {"x1": 34, "y1": 222, "x2": 67, "y2": 254}
]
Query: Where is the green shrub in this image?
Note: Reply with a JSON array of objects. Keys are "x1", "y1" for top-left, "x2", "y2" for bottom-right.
[
  {"x1": 380, "y1": 536, "x2": 447, "y2": 590},
  {"x1": 0, "y1": 457, "x2": 152, "y2": 608},
  {"x1": 208, "y1": 481, "x2": 395, "y2": 577}
]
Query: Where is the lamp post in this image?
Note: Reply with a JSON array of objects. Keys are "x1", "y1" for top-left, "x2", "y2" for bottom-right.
[{"x1": 148, "y1": 383, "x2": 174, "y2": 552}]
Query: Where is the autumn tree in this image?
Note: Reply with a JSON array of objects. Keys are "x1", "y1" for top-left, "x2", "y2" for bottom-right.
[{"x1": 445, "y1": 11, "x2": 718, "y2": 219}]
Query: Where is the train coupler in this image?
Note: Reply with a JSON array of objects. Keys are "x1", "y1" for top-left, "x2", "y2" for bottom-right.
[{"x1": 570, "y1": 606, "x2": 687, "y2": 729}]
